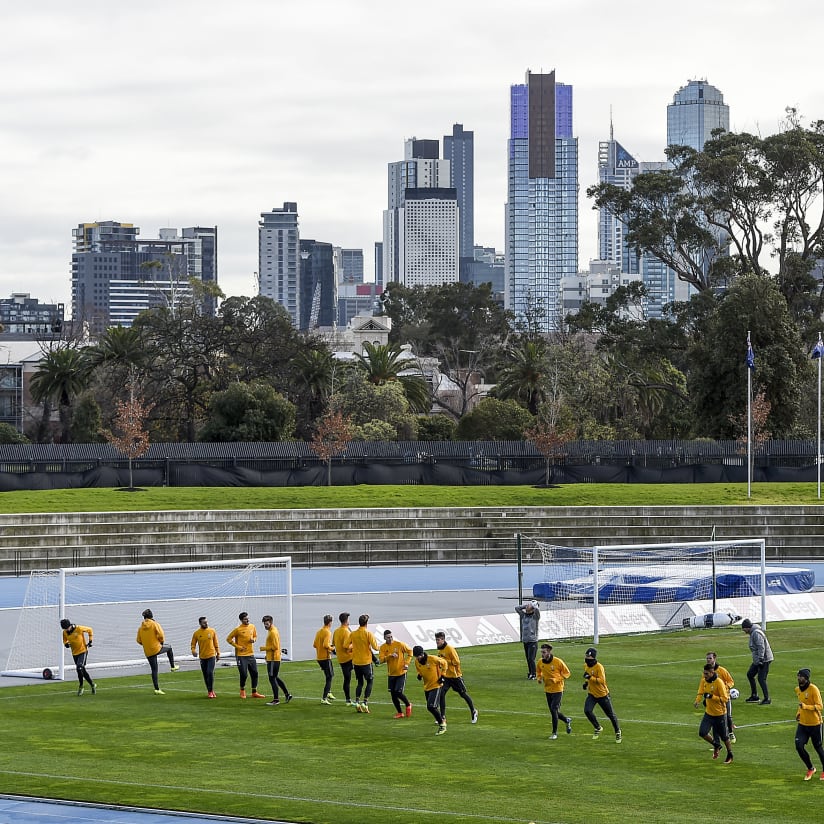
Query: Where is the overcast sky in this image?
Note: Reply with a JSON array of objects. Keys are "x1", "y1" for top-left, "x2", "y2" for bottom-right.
[{"x1": 2, "y1": 0, "x2": 823, "y2": 317}]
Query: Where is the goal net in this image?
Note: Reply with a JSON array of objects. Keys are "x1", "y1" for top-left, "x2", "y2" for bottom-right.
[
  {"x1": 525, "y1": 538, "x2": 768, "y2": 643},
  {"x1": 2, "y1": 557, "x2": 292, "y2": 680}
]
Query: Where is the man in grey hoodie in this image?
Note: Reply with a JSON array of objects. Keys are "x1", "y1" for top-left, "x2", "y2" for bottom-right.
[
  {"x1": 741, "y1": 618, "x2": 774, "y2": 705},
  {"x1": 515, "y1": 600, "x2": 541, "y2": 679}
]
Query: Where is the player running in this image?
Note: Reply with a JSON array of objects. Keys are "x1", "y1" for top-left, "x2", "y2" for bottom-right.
[
  {"x1": 379, "y1": 629, "x2": 412, "y2": 718},
  {"x1": 434, "y1": 630, "x2": 478, "y2": 724},
  {"x1": 582, "y1": 647, "x2": 622, "y2": 743},
  {"x1": 537, "y1": 643, "x2": 571, "y2": 738},
  {"x1": 413, "y1": 645, "x2": 449, "y2": 735},
  {"x1": 794, "y1": 667, "x2": 824, "y2": 780},
  {"x1": 60, "y1": 619, "x2": 96, "y2": 696},
  {"x1": 697, "y1": 662, "x2": 733, "y2": 764}
]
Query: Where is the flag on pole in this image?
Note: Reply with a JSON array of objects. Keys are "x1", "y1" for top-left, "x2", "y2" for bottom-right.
[
  {"x1": 812, "y1": 334, "x2": 824, "y2": 360},
  {"x1": 746, "y1": 334, "x2": 755, "y2": 370}
]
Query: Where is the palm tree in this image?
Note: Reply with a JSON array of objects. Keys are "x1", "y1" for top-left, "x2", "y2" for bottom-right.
[
  {"x1": 355, "y1": 342, "x2": 430, "y2": 413},
  {"x1": 82, "y1": 325, "x2": 145, "y2": 374},
  {"x1": 494, "y1": 340, "x2": 547, "y2": 415},
  {"x1": 29, "y1": 348, "x2": 87, "y2": 442},
  {"x1": 293, "y1": 347, "x2": 335, "y2": 401}
]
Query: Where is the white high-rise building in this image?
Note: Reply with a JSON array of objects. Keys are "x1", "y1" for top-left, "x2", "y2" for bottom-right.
[{"x1": 258, "y1": 202, "x2": 299, "y2": 326}]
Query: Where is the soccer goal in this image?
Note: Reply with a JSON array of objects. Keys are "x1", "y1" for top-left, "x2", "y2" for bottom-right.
[
  {"x1": 2, "y1": 557, "x2": 292, "y2": 681},
  {"x1": 524, "y1": 537, "x2": 770, "y2": 643}
]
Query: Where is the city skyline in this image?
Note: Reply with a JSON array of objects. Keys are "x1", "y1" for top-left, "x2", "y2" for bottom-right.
[{"x1": 2, "y1": 0, "x2": 822, "y2": 317}]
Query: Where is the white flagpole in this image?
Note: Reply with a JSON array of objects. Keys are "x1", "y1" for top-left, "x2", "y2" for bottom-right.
[
  {"x1": 818, "y1": 335, "x2": 822, "y2": 499},
  {"x1": 747, "y1": 330, "x2": 752, "y2": 499}
]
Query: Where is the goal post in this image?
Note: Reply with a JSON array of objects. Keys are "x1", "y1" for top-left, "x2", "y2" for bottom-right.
[
  {"x1": 526, "y1": 537, "x2": 770, "y2": 643},
  {"x1": 3, "y1": 556, "x2": 292, "y2": 681}
]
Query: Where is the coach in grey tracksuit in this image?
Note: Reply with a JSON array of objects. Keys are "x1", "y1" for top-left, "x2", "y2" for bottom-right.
[
  {"x1": 742, "y1": 618, "x2": 774, "y2": 704},
  {"x1": 515, "y1": 601, "x2": 541, "y2": 679}
]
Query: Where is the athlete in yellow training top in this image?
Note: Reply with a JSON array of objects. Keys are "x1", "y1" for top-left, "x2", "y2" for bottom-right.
[
  {"x1": 226, "y1": 612, "x2": 265, "y2": 700},
  {"x1": 536, "y1": 643, "x2": 571, "y2": 738},
  {"x1": 332, "y1": 612, "x2": 354, "y2": 706},
  {"x1": 260, "y1": 615, "x2": 292, "y2": 706},
  {"x1": 136, "y1": 609, "x2": 179, "y2": 695},
  {"x1": 435, "y1": 630, "x2": 478, "y2": 724},
  {"x1": 313, "y1": 614, "x2": 336, "y2": 705},
  {"x1": 583, "y1": 647, "x2": 621, "y2": 743},
  {"x1": 705, "y1": 651, "x2": 736, "y2": 742},
  {"x1": 60, "y1": 619, "x2": 96, "y2": 696},
  {"x1": 379, "y1": 628, "x2": 412, "y2": 718},
  {"x1": 349, "y1": 614, "x2": 379, "y2": 713},
  {"x1": 412, "y1": 645, "x2": 449, "y2": 735},
  {"x1": 190, "y1": 616, "x2": 220, "y2": 698},
  {"x1": 696, "y1": 662, "x2": 733, "y2": 764},
  {"x1": 794, "y1": 667, "x2": 824, "y2": 780}
]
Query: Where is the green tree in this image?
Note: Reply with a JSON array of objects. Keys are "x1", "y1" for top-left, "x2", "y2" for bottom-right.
[
  {"x1": 493, "y1": 340, "x2": 547, "y2": 415},
  {"x1": 70, "y1": 392, "x2": 104, "y2": 443},
  {"x1": 198, "y1": 382, "x2": 296, "y2": 442},
  {"x1": 417, "y1": 415, "x2": 456, "y2": 441},
  {"x1": 455, "y1": 398, "x2": 533, "y2": 441},
  {"x1": 0, "y1": 422, "x2": 28, "y2": 444},
  {"x1": 335, "y1": 373, "x2": 418, "y2": 440},
  {"x1": 355, "y1": 342, "x2": 430, "y2": 413},
  {"x1": 29, "y1": 347, "x2": 87, "y2": 443}
]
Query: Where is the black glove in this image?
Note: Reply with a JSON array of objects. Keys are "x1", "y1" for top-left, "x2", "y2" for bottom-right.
[
  {"x1": 417, "y1": 674, "x2": 422, "y2": 680},
  {"x1": 584, "y1": 672, "x2": 591, "y2": 679},
  {"x1": 438, "y1": 677, "x2": 445, "y2": 685},
  {"x1": 64, "y1": 644, "x2": 70, "y2": 649},
  {"x1": 87, "y1": 641, "x2": 92, "y2": 647},
  {"x1": 582, "y1": 682, "x2": 588, "y2": 690}
]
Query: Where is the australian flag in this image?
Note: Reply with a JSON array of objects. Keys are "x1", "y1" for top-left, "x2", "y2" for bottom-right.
[
  {"x1": 746, "y1": 335, "x2": 755, "y2": 371},
  {"x1": 813, "y1": 334, "x2": 824, "y2": 360}
]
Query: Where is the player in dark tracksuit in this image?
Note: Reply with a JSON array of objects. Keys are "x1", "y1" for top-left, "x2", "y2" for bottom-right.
[{"x1": 583, "y1": 647, "x2": 621, "y2": 743}]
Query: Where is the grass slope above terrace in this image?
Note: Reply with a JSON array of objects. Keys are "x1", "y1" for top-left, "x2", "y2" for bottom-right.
[{"x1": 0, "y1": 482, "x2": 822, "y2": 514}]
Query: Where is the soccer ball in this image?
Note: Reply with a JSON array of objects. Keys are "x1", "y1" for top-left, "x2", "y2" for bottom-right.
[{"x1": 730, "y1": 688, "x2": 740, "y2": 700}]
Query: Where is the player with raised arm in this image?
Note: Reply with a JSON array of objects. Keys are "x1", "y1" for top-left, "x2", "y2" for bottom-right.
[
  {"x1": 379, "y1": 629, "x2": 412, "y2": 718},
  {"x1": 350, "y1": 613, "x2": 379, "y2": 713},
  {"x1": 537, "y1": 643, "x2": 571, "y2": 738},
  {"x1": 136, "y1": 609, "x2": 179, "y2": 695},
  {"x1": 314, "y1": 614, "x2": 336, "y2": 705},
  {"x1": 59, "y1": 619, "x2": 96, "y2": 696},
  {"x1": 226, "y1": 612, "x2": 265, "y2": 700},
  {"x1": 697, "y1": 662, "x2": 733, "y2": 764},
  {"x1": 413, "y1": 645, "x2": 449, "y2": 735},
  {"x1": 191, "y1": 616, "x2": 220, "y2": 698},
  {"x1": 332, "y1": 612, "x2": 354, "y2": 706},
  {"x1": 583, "y1": 647, "x2": 621, "y2": 743},
  {"x1": 261, "y1": 615, "x2": 292, "y2": 706},
  {"x1": 434, "y1": 630, "x2": 478, "y2": 724}
]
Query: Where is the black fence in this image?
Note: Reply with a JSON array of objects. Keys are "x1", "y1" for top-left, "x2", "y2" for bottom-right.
[{"x1": 0, "y1": 440, "x2": 820, "y2": 490}]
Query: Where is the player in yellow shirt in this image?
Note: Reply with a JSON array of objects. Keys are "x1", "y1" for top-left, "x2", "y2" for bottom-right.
[
  {"x1": 706, "y1": 651, "x2": 736, "y2": 742},
  {"x1": 191, "y1": 616, "x2": 220, "y2": 698},
  {"x1": 136, "y1": 609, "x2": 179, "y2": 694},
  {"x1": 226, "y1": 612, "x2": 265, "y2": 700},
  {"x1": 696, "y1": 662, "x2": 733, "y2": 764},
  {"x1": 583, "y1": 647, "x2": 621, "y2": 743},
  {"x1": 261, "y1": 615, "x2": 292, "y2": 706},
  {"x1": 413, "y1": 645, "x2": 448, "y2": 735},
  {"x1": 434, "y1": 630, "x2": 477, "y2": 724},
  {"x1": 332, "y1": 612, "x2": 354, "y2": 706},
  {"x1": 350, "y1": 614, "x2": 379, "y2": 713},
  {"x1": 59, "y1": 619, "x2": 96, "y2": 696},
  {"x1": 537, "y1": 643, "x2": 571, "y2": 738},
  {"x1": 379, "y1": 629, "x2": 412, "y2": 718},
  {"x1": 794, "y1": 667, "x2": 824, "y2": 780},
  {"x1": 313, "y1": 614, "x2": 336, "y2": 705}
]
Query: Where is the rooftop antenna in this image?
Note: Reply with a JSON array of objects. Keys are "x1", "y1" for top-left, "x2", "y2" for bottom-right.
[{"x1": 610, "y1": 105, "x2": 614, "y2": 141}]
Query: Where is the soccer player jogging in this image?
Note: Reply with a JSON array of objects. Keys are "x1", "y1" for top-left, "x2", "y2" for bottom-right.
[
  {"x1": 697, "y1": 663, "x2": 733, "y2": 764},
  {"x1": 59, "y1": 619, "x2": 96, "y2": 696},
  {"x1": 350, "y1": 613, "x2": 379, "y2": 713},
  {"x1": 537, "y1": 643, "x2": 571, "y2": 738},
  {"x1": 191, "y1": 616, "x2": 220, "y2": 698},
  {"x1": 582, "y1": 647, "x2": 622, "y2": 743},
  {"x1": 413, "y1": 645, "x2": 449, "y2": 735},
  {"x1": 379, "y1": 629, "x2": 412, "y2": 718},
  {"x1": 332, "y1": 612, "x2": 354, "y2": 705},
  {"x1": 741, "y1": 618, "x2": 774, "y2": 704},
  {"x1": 136, "y1": 609, "x2": 179, "y2": 695},
  {"x1": 794, "y1": 667, "x2": 824, "y2": 780},
  {"x1": 434, "y1": 630, "x2": 478, "y2": 724},
  {"x1": 515, "y1": 600, "x2": 540, "y2": 679},
  {"x1": 226, "y1": 612, "x2": 265, "y2": 700},
  {"x1": 705, "y1": 651, "x2": 736, "y2": 742},
  {"x1": 261, "y1": 615, "x2": 292, "y2": 706},
  {"x1": 313, "y1": 614, "x2": 336, "y2": 705}
]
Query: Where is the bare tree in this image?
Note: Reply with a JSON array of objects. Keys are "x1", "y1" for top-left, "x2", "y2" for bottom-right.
[
  {"x1": 103, "y1": 378, "x2": 154, "y2": 490},
  {"x1": 310, "y1": 409, "x2": 353, "y2": 486}
]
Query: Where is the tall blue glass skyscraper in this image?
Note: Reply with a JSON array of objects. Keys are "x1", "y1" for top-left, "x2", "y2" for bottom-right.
[
  {"x1": 667, "y1": 80, "x2": 729, "y2": 152},
  {"x1": 505, "y1": 70, "x2": 578, "y2": 331}
]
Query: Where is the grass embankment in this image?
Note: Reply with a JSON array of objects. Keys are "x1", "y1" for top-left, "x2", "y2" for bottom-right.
[
  {"x1": 1, "y1": 621, "x2": 821, "y2": 823},
  {"x1": 0, "y1": 482, "x2": 822, "y2": 514}
]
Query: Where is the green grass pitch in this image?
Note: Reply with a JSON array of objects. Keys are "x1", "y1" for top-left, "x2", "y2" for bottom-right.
[{"x1": 1, "y1": 620, "x2": 823, "y2": 824}]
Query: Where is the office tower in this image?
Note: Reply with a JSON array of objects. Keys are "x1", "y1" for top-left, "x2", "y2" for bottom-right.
[
  {"x1": 374, "y1": 242, "x2": 384, "y2": 289},
  {"x1": 505, "y1": 70, "x2": 578, "y2": 331},
  {"x1": 71, "y1": 221, "x2": 218, "y2": 333},
  {"x1": 443, "y1": 123, "x2": 474, "y2": 272},
  {"x1": 667, "y1": 79, "x2": 729, "y2": 152},
  {"x1": 383, "y1": 138, "x2": 457, "y2": 286},
  {"x1": 299, "y1": 239, "x2": 336, "y2": 330},
  {"x1": 258, "y1": 203, "x2": 299, "y2": 327},
  {"x1": 340, "y1": 249, "x2": 364, "y2": 285}
]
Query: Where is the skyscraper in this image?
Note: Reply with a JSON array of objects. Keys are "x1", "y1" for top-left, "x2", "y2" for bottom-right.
[
  {"x1": 299, "y1": 239, "x2": 335, "y2": 330},
  {"x1": 258, "y1": 203, "x2": 299, "y2": 326},
  {"x1": 505, "y1": 70, "x2": 578, "y2": 331},
  {"x1": 667, "y1": 79, "x2": 729, "y2": 152},
  {"x1": 443, "y1": 123, "x2": 474, "y2": 271}
]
